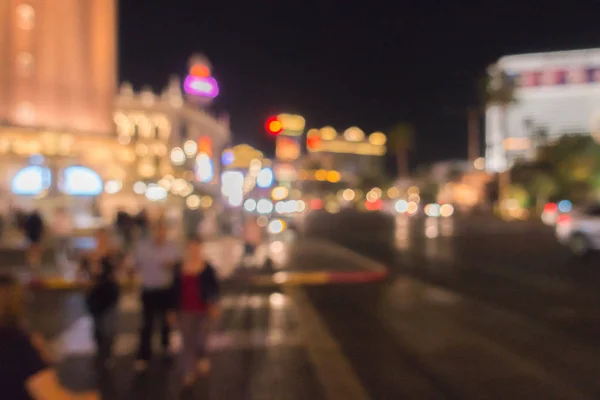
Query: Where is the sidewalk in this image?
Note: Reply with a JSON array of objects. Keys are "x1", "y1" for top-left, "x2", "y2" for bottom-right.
[{"x1": 49, "y1": 289, "x2": 325, "y2": 399}]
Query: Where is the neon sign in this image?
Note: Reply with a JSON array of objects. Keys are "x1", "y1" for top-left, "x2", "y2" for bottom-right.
[{"x1": 183, "y1": 75, "x2": 219, "y2": 98}]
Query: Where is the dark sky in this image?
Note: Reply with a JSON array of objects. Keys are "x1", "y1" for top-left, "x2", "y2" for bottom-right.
[{"x1": 119, "y1": 1, "x2": 600, "y2": 171}]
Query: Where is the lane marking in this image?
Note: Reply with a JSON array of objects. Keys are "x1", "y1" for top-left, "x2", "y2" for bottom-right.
[{"x1": 285, "y1": 286, "x2": 370, "y2": 400}]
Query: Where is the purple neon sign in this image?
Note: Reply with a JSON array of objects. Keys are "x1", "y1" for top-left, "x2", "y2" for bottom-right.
[{"x1": 184, "y1": 75, "x2": 219, "y2": 98}]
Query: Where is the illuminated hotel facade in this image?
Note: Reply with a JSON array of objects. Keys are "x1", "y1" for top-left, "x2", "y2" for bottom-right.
[
  {"x1": 0, "y1": 0, "x2": 229, "y2": 226},
  {"x1": 486, "y1": 48, "x2": 600, "y2": 172}
]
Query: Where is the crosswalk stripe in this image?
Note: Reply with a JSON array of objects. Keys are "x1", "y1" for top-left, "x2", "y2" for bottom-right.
[{"x1": 51, "y1": 292, "x2": 300, "y2": 361}]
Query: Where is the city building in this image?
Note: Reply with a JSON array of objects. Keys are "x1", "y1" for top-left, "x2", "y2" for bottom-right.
[
  {"x1": 0, "y1": 1, "x2": 229, "y2": 228},
  {"x1": 112, "y1": 72, "x2": 230, "y2": 219},
  {"x1": 301, "y1": 126, "x2": 386, "y2": 188},
  {"x1": 486, "y1": 48, "x2": 600, "y2": 172}
]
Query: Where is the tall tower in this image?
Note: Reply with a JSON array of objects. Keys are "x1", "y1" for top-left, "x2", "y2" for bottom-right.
[{"x1": 0, "y1": 0, "x2": 117, "y2": 134}]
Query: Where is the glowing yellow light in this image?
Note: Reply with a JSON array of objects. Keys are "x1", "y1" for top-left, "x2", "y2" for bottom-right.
[
  {"x1": 387, "y1": 187, "x2": 400, "y2": 198},
  {"x1": 369, "y1": 132, "x2": 387, "y2": 146},
  {"x1": 371, "y1": 187, "x2": 382, "y2": 198},
  {"x1": 408, "y1": 193, "x2": 420, "y2": 203},
  {"x1": 327, "y1": 170, "x2": 341, "y2": 183},
  {"x1": 366, "y1": 191, "x2": 378, "y2": 202},
  {"x1": 158, "y1": 178, "x2": 171, "y2": 190},
  {"x1": 474, "y1": 157, "x2": 485, "y2": 170},
  {"x1": 440, "y1": 204, "x2": 454, "y2": 217},
  {"x1": 407, "y1": 186, "x2": 420, "y2": 195},
  {"x1": 184, "y1": 140, "x2": 197, "y2": 156},
  {"x1": 268, "y1": 120, "x2": 283, "y2": 133},
  {"x1": 186, "y1": 195, "x2": 201, "y2": 210},
  {"x1": 315, "y1": 169, "x2": 327, "y2": 181},
  {"x1": 201, "y1": 196, "x2": 213, "y2": 208},
  {"x1": 172, "y1": 178, "x2": 187, "y2": 194},
  {"x1": 320, "y1": 126, "x2": 337, "y2": 140},
  {"x1": 271, "y1": 186, "x2": 289, "y2": 201},
  {"x1": 343, "y1": 127, "x2": 365, "y2": 142},
  {"x1": 170, "y1": 147, "x2": 186, "y2": 165},
  {"x1": 342, "y1": 189, "x2": 355, "y2": 201},
  {"x1": 407, "y1": 202, "x2": 418, "y2": 214}
]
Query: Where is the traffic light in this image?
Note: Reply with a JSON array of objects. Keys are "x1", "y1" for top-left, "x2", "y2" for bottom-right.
[{"x1": 266, "y1": 116, "x2": 283, "y2": 135}]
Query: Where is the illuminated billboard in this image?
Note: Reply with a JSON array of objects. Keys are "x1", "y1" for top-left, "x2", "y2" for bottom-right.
[
  {"x1": 183, "y1": 55, "x2": 219, "y2": 100},
  {"x1": 486, "y1": 48, "x2": 600, "y2": 171}
]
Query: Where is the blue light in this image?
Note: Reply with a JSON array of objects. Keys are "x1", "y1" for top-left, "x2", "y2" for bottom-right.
[
  {"x1": 558, "y1": 200, "x2": 572, "y2": 213},
  {"x1": 256, "y1": 168, "x2": 274, "y2": 188},
  {"x1": 63, "y1": 166, "x2": 103, "y2": 196},
  {"x1": 221, "y1": 151, "x2": 234, "y2": 166},
  {"x1": 12, "y1": 166, "x2": 51, "y2": 195}
]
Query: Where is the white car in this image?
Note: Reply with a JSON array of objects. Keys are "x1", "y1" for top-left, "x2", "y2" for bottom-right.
[{"x1": 556, "y1": 204, "x2": 600, "y2": 256}]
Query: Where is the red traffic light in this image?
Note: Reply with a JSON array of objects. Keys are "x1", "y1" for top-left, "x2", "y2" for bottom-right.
[{"x1": 266, "y1": 116, "x2": 283, "y2": 135}]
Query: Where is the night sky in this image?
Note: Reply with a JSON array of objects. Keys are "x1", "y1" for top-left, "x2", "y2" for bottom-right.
[{"x1": 119, "y1": 1, "x2": 600, "y2": 172}]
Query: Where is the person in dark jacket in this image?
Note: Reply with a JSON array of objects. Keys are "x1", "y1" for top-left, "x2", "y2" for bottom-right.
[
  {"x1": 24, "y1": 210, "x2": 44, "y2": 269},
  {"x1": 80, "y1": 229, "x2": 120, "y2": 368},
  {"x1": 167, "y1": 235, "x2": 220, "y2": 386}
]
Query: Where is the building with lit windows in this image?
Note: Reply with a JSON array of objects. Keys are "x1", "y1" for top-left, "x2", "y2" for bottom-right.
[
  {"x1": 302, "y1": 126, "x2": 386, "y2": 187},
  {"x1": 0, "y1": 1, "x2": 229, "y2": 228},
  {"x1": 486, "y1": 48, "x2": 600, "y2": 172}
]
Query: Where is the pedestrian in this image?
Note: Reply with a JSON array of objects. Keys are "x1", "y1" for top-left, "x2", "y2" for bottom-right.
[
  {"x1": 52, "y1": 207, "x2": 73, "y2": 272},
  {"x1": 134, "y1": 222, "x2": 179, "y2": 371},
  {"x1": 0, "y1": 273, "x2": 99, "y2": 399},
  {"x1": 24, "y1": 210, "x2": 44, "y2": 270},
  {"x1": 115, "y1": 209, "x2": 134, "y2": 253},
  {"x1": 80, "y1": 229, "x2": 120, "y2": 368},
  {"x1": 167, "y1": 235, "x2": 220, "y2": 386}
]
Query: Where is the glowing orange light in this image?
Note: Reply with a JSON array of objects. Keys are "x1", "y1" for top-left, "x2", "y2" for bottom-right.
[
  {"x1": 266, "y1": 117, "x2": 283, "y2": 135},
  {"x1": 197, "y1": 136, "x2": 212, "y2": 156},
  {"x1": 190, "y1": 65, "x2": 210, "y2": 78},
  {"x1": 307, "y1": 135, "x2": 321, "y2": 151}
]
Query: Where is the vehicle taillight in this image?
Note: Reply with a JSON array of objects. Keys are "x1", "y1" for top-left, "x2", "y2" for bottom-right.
[
  {"x1": 557, "y1": 214, "x2": 571, "y2": 224},
  {"x1": 544, "y1": 202, "x2": 558, "y2": 213}
]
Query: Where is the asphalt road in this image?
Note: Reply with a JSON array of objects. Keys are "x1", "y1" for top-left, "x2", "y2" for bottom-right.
[
  {"x1": 303, "y1": 214, "x2": 600, "y2": 399},
  {"x1": 17, "y1": 213, "x2": 600, "y2": 399}
]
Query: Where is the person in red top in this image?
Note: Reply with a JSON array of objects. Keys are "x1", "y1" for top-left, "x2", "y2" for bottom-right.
[{"x1": 167, "y1": 235, "x2": 220, "y2": 386}]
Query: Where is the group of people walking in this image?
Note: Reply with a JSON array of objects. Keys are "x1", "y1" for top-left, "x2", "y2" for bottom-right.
[{"x1": 0, "y1": 219, "x2": 221, "y2": 399}]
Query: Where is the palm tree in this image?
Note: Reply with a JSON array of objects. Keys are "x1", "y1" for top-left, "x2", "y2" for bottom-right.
[
  {"x1": 482, "y1": 65, "x2": 517, "y2": 162},
  {"x1": 388, "y1": 123, "x2": 414, "y2": 178}
]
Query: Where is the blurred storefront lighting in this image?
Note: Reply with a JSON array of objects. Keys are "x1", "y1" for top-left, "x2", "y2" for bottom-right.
[
  {"x1": 440, "y1": 204, "x2": 455, "y2": 217},
  {"x1": 368, "y1": 132, "x2": 387, "y2": 146},
  {"x1": 268, "y1": 219, "x2": 286, "y2": 234},
  {"x1": 186, "y1": 194, "x2": 201, "y2": 210},
  {"x1": 408, "y1": 193, "x2": 420, "y2": 203},
  {"x1": 244, "y1": 199, "x2": 257, "y2": 212},
  {"x1": 184, "y1": 140, "x2": 198, "y2": 156},
  {"x1": 271, "y1": 186, "x2": 289, "y2": 201},
  {"x1": 474, "y1": 157, "x2": 486, "y2": 170},
  {"x1": 257, "y1": 199, "x2": 274, "y2": 214},
  {"x1": 201, "y1": 196, "x2": 213, "y2": 208},
  {"x1": 133, "y1": 181, "x2": 147, "y2": 195},
  {"x1": 407, "y1": 186, "x2": 420, "y2": 195},
  {"x1": 395, "y1": 199, "x2": 408, "y2": 213},
  {"x1": 257, "y1": 167, "x2": 274, "y2": 188},
  {"x1": 315, "y1": 169, "x2": 327, "y2": 181},
  {"x1": 145, "y1": 184, "x2": 168, "y2": 202},
  {"x1": 327, "y1": 170, "x2": 341, "y2": 183},
  {"x1": 342, "y1": 189, "x2": 355, "y2": 201},
  {"x1": 104, "y1": 180, "x2": 122, "y2": 194},
  {"x1": 387, "y1": 187, "x2": 400, "y2": 199},
  {"x1": 407, "y1": 201, "x2": 418, "y2": 215},
  {"x1": 170, "y1": 147, "x2": 185, "y2": 165}
]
